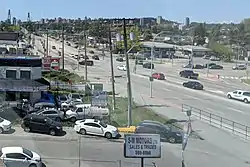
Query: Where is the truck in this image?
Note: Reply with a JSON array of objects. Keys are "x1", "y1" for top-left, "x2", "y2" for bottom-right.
[
  {"x1": 65, "y1": 104, "x2": 109, "y2": 122},
  {"x1": 179, "y1": 70, "x2": 199, "y2": 79}
]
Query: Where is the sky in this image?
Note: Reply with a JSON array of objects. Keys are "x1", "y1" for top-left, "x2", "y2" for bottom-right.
[{"x1": 0, "y1": 0, "x2": 249, "y2": 23}]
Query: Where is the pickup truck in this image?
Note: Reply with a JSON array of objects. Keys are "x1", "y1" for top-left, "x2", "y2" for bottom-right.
[{"x1": 179, "y1": 70, "x2": 199, "y2": 79}]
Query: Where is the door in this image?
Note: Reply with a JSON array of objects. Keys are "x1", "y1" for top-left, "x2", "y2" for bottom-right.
[
  {"x1": 42, "y1": 110, "x2": 58, "y2": 120},
  {"x1": 32, "y1": 118, "x2": 48, "y2": 133},
  {"x1": 4, "y1": 153, "x2": 30, "y2": 167},
  {"x1": 84, "y1": 123, "x2": 103, "y2": 135},
  {"x1": 236, "y1": 91, "x2": 243, "y2": 100},
  {"x1": 231, "y1": 91, "x2": 238, "y2": 99},
  {"x1": 75, "y1": 107, "x2": 85, "y2": 119}
]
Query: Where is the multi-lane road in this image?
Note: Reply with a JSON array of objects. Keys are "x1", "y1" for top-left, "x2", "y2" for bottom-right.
[{"x1": 25, "y1": 35, "x2": 250, "y2": 167}]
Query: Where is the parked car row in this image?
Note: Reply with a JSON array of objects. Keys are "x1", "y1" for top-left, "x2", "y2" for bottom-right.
[{"x1": 183, "y1": 63, "x2": 223, "y2": 70}]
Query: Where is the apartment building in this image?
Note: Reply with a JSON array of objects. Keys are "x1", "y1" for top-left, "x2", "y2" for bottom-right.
[{"x1": 0, "y1": 57, "x2": 49, "y2": 102}]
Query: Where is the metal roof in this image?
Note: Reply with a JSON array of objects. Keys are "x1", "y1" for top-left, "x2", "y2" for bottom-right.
[
  {"x1": 180, "y1": 45, "x2": 212, "y2": 52},
  {"x1": 141, "y1": 42, "x2": 175, "y2": 49}
]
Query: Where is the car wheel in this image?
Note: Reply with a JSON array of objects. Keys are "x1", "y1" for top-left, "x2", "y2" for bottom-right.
[
  {"x1": 0, "y1": 127, "x2": 3, "y2": 134},
  {"x1": 55, "y1": 117, "x2": 61, "y2": 122},
  {"x1": 79, "y1": 128, "x2": 86, "y2": 135},
  {"x1": 70, "y1": 117, "x2": 77, "y2": 122},
  {"x1": 244, "y1": 98, "x2": 249, "y2": 103},
  {"x1": 24, "y1": 126, "x2": 31, "y2": 132},
  {"x1": 227, "y1": 94, "x2": 232, "y2": 99},
  {"x1": 29, "y1": 164, "x2": 37, "y2": 167},
  {"x1": 49, "y1": 129, "x2": 56, "y2": 136},
  {"x1": 105, "y1": 132, "x2": 112, "y2": 139},
  {"x1": 168, "y1": 137, "x2": 176, "y2": 143}
]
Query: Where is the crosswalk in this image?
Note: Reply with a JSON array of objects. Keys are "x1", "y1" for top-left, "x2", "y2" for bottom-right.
[{"x1": 220, "y1": 76, "x2": 242, "y2": 80}]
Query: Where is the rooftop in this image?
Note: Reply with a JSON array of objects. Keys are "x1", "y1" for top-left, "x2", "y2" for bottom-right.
[
  {"x1": 180, "y1": 45, "x2": 212, "y2": 52},
  {"x1": 141, "y1": 41, "x2": 175, "y2": 49},
  {"x1": 0, "y1": 32, "x2": 19, "y2": 41}
]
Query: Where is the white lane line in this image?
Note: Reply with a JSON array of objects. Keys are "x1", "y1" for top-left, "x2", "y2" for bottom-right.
[
  {"x1": 163, "y1": 88, "x2": 173, "y2": 92},
  {"x1": 205, "y1": 107, "x2": 225, "y2": 116},
  {"x1": 206, "y1": 89, "x2": 225, "y2": 94},
  {"x1": 227, "y1": 107, "x2": 244, "y2": 114},
  {"x1": 184, "y1": 94, "x2": 200, "y2": 100}
]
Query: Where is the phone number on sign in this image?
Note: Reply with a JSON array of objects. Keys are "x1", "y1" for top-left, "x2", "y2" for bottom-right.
[{"x1": 135, "y1": 150, "x2": 151, "y2": 156}]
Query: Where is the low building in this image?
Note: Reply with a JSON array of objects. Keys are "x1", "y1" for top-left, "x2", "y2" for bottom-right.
[
  {"x1": 179, "y1": 45, "x2": 212, "y2": 57},
  {"x1": 0, "y1": 56, "x2": 50, "y2": 103}
]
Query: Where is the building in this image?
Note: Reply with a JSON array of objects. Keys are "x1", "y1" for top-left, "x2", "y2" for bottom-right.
[
  {"x1": 0, "y1": 32, "x2": 19, "y2": 45},
  {"x1": 140, "y1": 18, "x2": 144, "y2": 27},
  {"x1": 0, "y1": 57, "x2": 49, "y2": 102},
  {"x1": 185, "y1": 17, "x2": 190, "y2": 27},
  {"x1": 156, "y1": 16, "x2": 163, "y2": 25}
]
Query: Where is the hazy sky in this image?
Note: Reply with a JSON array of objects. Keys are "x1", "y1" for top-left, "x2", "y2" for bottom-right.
[{"x1": 0, "y1": 0, "x2": 249, "y2": 23}]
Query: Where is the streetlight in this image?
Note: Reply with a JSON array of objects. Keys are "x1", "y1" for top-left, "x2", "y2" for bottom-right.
[{"x1": 150, "y1": 31, "x2": 174, "y2": 98}]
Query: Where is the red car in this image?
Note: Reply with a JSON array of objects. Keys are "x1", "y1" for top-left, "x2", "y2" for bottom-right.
[{"x1": 152, "y1": 73, "x2": 165, "y2": 80}]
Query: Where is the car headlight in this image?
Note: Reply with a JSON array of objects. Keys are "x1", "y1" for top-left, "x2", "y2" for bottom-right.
[{"x1": 56, "y1": 126, "x2": 61, "y2": 129}]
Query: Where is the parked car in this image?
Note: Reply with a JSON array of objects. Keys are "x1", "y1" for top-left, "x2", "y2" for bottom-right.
[
  {"x1": 183, "y1": 81, "x2": 204, "y2": 90},
  {"x1": 143, "y1": 62, "x2": 154, "y2": 69},
  {"x1": 117, "y1": 65, "x2": 127, "y2": 71},
  {"x1": 193, "y1": 64, "x2": 204, "y2": 69},
  {"x1": 0, "y1": 117, "x2": 11, "y2": 134},
  {"x1": 152, "y1": 73, "x2": 165, "y2": 80},
  {"x1": 57, "y1": 94, "x2": 68, "y2": 105},
  {"x1": 135, "y1": 121, "x2": 182, "y2": 143},
  {"x1": 116, "y1": 57, "x2": 124, "y2": 62},
  {"x1": 227, "y1": 90, "x2": 250, "y2": 103},
  {"x1": 232, "y1": 64, "x2": 247, "y2": 70},
  {"x1": 92, "y1": 55, "x2": 100, "y2": 60},
  {"x1": 204, "y1": 63, "x2": 216, "y2": 68},
  {"x1": 210, "y1": 56, "x2": 221, "y2": 61},
  {"x1": 33, "y1": 109, "x2": 64, "y2": 122},
  {"x1": 0, "y1": 147, "x2": 43, "y2": 167},
  {"x1": 34, "y1": 102, "x2": 56, "y2": 110},
  {"x1": 79, "y1": 60, "x2": 94, "y2": 66},
  {"x1": 21, "y1": 115, "x2": 63, "y2": 136},
  {"x1": 68, "y1": 93, "x2": 82, "y2": 102},
  {"x1": 74, "y1": 119, "x2": 121, "y2": 139},
  {"x1": 179, "y1": 70, "x2": 199, "y2": 79},
  {"x1": 209, "y1": 64, "x2": 223, "y2": 69}
]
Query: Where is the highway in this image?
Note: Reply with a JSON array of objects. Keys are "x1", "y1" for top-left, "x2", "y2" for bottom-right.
[{"x1": 32, "y1": 36, "x2": 250, "y2": 167}]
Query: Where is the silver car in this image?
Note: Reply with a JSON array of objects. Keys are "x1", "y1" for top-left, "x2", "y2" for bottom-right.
[
  {"x1": 232, "y1": 64, "x2": 246, "y2": 70},
  {"x1": 35, "y1": 109, "x2": 64, "y2": 122}
]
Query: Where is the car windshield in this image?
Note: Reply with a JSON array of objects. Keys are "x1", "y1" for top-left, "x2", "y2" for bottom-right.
[
  {"x1": 0, "y1": 117, "x2": 3, "y2": 123},
  {"x1": 23, "y1": 148, "x2": 33, "y2": 158},
  {"x1": 243, "y1": 92, "x2": 250, "y2": 96},
  {"x1": 99, "y1": 121, "x2": 107, "y2": 128}
]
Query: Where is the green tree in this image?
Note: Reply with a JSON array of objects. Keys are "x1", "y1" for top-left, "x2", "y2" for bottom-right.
[
  {"x1": 193, "y1": 23, "x2": 206, "y2": 45},
  {"x1": 209, "y1": 41, "x2": 233, "y2": 61}
]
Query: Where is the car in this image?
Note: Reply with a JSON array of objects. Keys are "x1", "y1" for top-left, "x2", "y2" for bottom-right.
[
  {"x1": 52, "y1": 46, "x2": 56, "y2": 49},
  {"x1": 227, "y1": 90, "x2": 250, "y2": 103},
  {"x1": 57, "y1": 94, "x2": 68, "y2": 105},
  {"x1": 209, "y1": 64, "x2": 223, "y2": 69},
  {"x1": 143, "y1": 62, "x2": 154, "y2": 69},
  {"x1": 80, "y1": 55, "x2": 89, "y2": 59},
  {"x1": 193, "y1": 64, "x2": 204, "y2": 69},
  {"x1": 210, "y1": 56, "x2": 221, "y2": 61},
  {"x1": 204, "y1": 63, "x2": 216, "y2": 68},
  {"x1": 135, "y1": 60, "x2": 143, "y2": 65},
  {"x1": 79, "y1": 60, "x2": 94, "y2": 66},
  {"x1": 68, "y1": 93, "x2": 82, "y2": 102},
  {"x1": 92, "y1": 55, "x2": 100, "y2": 60},
  {"x1": 117, "y1": 65, "x2": 127, "y2": 71},
  {"x1": 0, "y1": 117, "x2": 11, "y2": 134},
  {"x1": 21, "y1": 115, "x2": 63, "y2": 136},
  {"x1": 152, "y1": 73, "x2": 165, "y2": 80},
  {"x1": 33, "y1": 109, "x2": 64, "y2": 122},
  {"x1": 182, "y1": 64, "x2": 192, "y2": 68},
  {"x1": 116, "y1": 57, "x2": 124, "y2": 62},
  {"x1": 183, "y1": 81, "x2": 203, "y2": 90},
  {"x1": 0, "y1": 147, "x2": 43, "y2": 167},
  {"x1": 232, "y1": 64, "x2": 247, "y2": 70},
  {"x1": 203, "y1": 55, "x2": 211, "y2": 59},
  {"x1": 135, "y1": 121, "x2": 182, "y2": 143},
  {"x1": 89, "y1": 50, "x2": 95, "y2": 54},
  {"x1": 33, "y1": 102, "x2": 56, "y2": 110},
  {"x1": 74, "y1": 119, "x2": 121, "y2": 139}
]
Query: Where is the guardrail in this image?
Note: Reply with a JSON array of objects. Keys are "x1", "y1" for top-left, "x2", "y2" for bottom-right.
[{"x1": 182, "y1": 104, "x2": 250, "y2": 139}]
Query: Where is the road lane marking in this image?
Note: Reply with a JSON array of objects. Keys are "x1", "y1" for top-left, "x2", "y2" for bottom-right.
[
  {"x1": 184, "y1": 94, "x2": 200, "y2": 100},
  {"x1": 163, "y1": 88, "x2": 173, "y2": 92},
  {"x1": 227, "y1": 107, "x2": 244, "y2": 114},
  {"x1": 205, "y1": 108, "x2": 225, "y2": 116},
  {"x1": 206, "y1": 89, "x2": 225, "y2": 94}
]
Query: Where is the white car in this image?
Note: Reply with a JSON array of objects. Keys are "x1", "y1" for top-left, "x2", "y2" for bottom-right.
[
  {"x1": 0, "y1": 147, "x2": 43, "y2": 167},
  {"x1": 227, "y1": 90, "x2": 250, "y2": 103},
  {"x1": 117, "y1": 65, "x2": 127, "y2": 71},
  {"x1": 68, "y1": 93, "x2": 83, "y2": 103},
  {"x1": 0, "y1": 117, "x2": 11, "y2": 134},
  {"x1": 74, "y1": 119, "x2": 120, "y2": 139}
]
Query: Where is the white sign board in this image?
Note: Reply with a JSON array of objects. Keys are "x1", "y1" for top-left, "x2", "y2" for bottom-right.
[{"x1": 124, "y1": 134, "x2": 161, "y2": 158}]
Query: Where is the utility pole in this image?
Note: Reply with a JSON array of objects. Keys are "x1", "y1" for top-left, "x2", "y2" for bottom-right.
[
  {"x1": 46, "y1": 30, "x2": 49, "y2": 57},
  {"x1": 123, "y1": 18, "x2": 133, "y2": 127},
  {"x1": 62, "y1": 24, "x2": 65, "y2": 70},
  {"x1": 84, "y1": 28, "x2": 88, "y2": 81},
  {"x1": 108, "y1": 24, "x2": 116, "y2": 111}
]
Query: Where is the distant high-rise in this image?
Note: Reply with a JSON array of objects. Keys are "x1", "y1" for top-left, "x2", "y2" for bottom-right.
[
  {"x1": 185, "y1": 17, "x2": 190, "y2": 27},
  {"x1": 27, "y1": 12, "x2": 31, "y2": 22},
  {"x1": 12, "y1": 17, "x2": 17, "y2": 25},
  {"x1": 156, "y1": 16, "x2": 163, "y2": 25},
  {"x1": 7, "y1": 9, "x2": 11, "y2": 24},
  {"x1": 140, "y1": 18, "x2": 144, "y2": 27}
]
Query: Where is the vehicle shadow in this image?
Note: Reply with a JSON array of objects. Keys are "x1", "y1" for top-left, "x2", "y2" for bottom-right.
[{"x1": 2, "y1": 128, "x2": 15, "y2": 134}]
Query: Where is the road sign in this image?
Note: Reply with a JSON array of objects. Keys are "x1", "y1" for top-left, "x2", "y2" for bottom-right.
[{"x1": 124, "y1": 134, "x2": 161, "y2": 158}]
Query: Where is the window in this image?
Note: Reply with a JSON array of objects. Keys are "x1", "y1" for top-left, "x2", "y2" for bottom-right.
[
  {"x1": 76, "y1": 108, "x2": 83, "y2": 112},
  {"x1": 85, "y1": 123, "x2": 101, "y2": 128},
  {"x1": 6, "y1": 70, "x2": 16, "y2": 79},
  {"x1": 20, "y1": 71, "x2": 31, "y2": 79},
  {"x1": 43, "y1": 111, "x2": 57, "y2": 114},
  {"x1": 99, "y1": 121, "x2": 107, "y2": 128},
  {"x1": 243, "y1": 92, "x2": 250, "y2": 96},
  {"x1": 23, "y1": 148, "x2": 33, "y2": 158},
  {"x1": 6, "y1": 153, "x2": 26, "y2": 159}
]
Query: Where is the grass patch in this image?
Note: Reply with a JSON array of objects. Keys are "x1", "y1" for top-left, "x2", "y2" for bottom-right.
[
  {"x1": 241, "y1": 79, "x2": 250, "y2": 85},
  {"x1": 108, "y1": 97, "x2": 176, "y2": 127}
]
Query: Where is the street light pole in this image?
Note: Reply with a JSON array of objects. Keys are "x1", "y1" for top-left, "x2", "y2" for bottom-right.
[
  {"x1": 108, "y1": 24, "x2": 116, "y2": 111},
  {"x1": 123, "y1": 18, "x2": 133, "y2": 127},
  {"x1": 84, "y1": 31, "x2": 88, "y2": 81},
  {"x1": 61, "y1": 24, "x2": 65, "y2": 70}
]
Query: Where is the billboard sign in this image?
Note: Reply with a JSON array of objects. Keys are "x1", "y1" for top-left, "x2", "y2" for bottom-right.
[
  {"x1": 124, "y1": 134, "x2": 161, "y2": 158},
  {"x1": 42, "y1": 57, "x2": 60, "y2": 71}
]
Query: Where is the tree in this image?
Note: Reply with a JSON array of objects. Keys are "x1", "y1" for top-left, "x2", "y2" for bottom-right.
[
  {"x1": 193, "y1": 23, "x2": 206, "y2": 45},
  {"x1": 209, "y1": 41, "x2": 233, "y2": 62},
  {"x1": 143, "y1": 29, "x2": 153, "y2": 41}
]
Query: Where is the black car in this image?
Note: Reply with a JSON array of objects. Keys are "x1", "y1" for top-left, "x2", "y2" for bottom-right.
[
  {"x1": 21, "y1": 115, "x2": 63, "y2": 136},
  {"x1": 179, "y1": 70, "x2": 199, "y2": 79},
  {"x1": 193, "y1": 64, "x2": 204, "y2": 69},
  {"x1": 116, "y1": 57, "x2": 124, "y2": 62},
  {"x1": 135, "y1": 121, "x2": 182, "y2": 143},
  {"x1": 209, "y1": 64, "x2": 223, "y2": 69},
  {"x1": 143, "y1": 62, "x2": 154, "y2": 69},
  {"x1": 204, "y1": 63, "x2": 216, "y2": 68},
  {"x1": 79, "y1": 60, "x2": 94, "y2": 66},
  {"x1": 183, "y1": 81, "x2": 203, "y2": 90},
  {"x1": 92, "y1": 55, "x2": 100, "y2": 60}
]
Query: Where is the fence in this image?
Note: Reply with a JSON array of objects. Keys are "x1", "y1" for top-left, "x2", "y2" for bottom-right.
[{"x1": 182, "y1": 104, "x2": 250, "y2": 139}]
